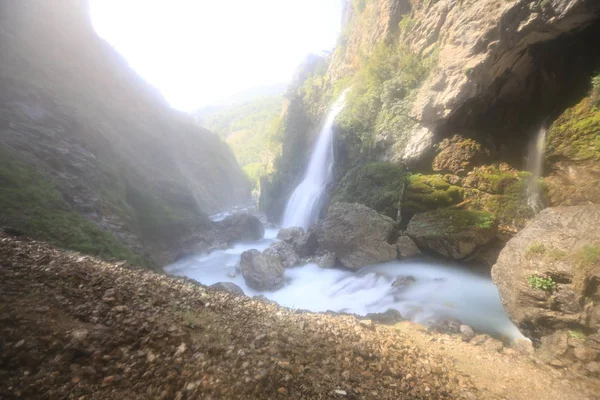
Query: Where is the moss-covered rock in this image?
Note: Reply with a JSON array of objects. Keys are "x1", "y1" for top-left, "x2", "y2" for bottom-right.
[
  {"x1": 462, "y1": 164, "x2": 518, "y2": 195},
  {"x1": 546, "y1": 96, "x2": 600, "y2": 161},
  {"x1": 406, "y1": 209, "x2": 497, "y2": 259},
  {"x1": 332, "y1": 162, "x2": 406, "y2": 219},
  {"x1": 403, "y1": 174, "x2": 464, "y2": 214},
  {"x1": 432, "y1": 135, "x2": 490, "y2": 175}
]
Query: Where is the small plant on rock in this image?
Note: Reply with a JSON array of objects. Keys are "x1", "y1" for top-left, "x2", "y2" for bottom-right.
[
  {"x1": 525, "y1": 242, "x2": 546, "y2": 258},
  {"x1": 527, "y1": 275, "x2": 557, "y2": 292}
]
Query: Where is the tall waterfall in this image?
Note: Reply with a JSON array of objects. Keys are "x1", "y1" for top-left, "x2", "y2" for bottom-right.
[
  {"x1": 282, "y1": 93, "x2": 347, "y2": 229},
  {"x1": 527, "y1": 126, "x2": 547, "y2": 213}
]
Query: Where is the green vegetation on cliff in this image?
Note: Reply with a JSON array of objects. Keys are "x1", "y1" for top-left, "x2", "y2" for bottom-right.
[
  {"x1": 332, "y1": 162, "x2": 406, "y2": 218},
  {"x1": 337, "y1": 42, "x2": 437, "y2": 155},
  {"x1": 0, "y1": 152, "x2": 147, "y2": 267}
]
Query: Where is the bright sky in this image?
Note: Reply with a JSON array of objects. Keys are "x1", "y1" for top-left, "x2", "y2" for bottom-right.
[{"x1": 89, "y1": 0, "x2": 343, "y2": 111}]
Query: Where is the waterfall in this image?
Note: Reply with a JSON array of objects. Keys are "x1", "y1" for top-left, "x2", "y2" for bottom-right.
[
  {"x1": 526, "y1": 126, "x2": 547, "y2": 213},
  {"x1": 282, "y1": 93, "x2": 347, "y2": 230}
]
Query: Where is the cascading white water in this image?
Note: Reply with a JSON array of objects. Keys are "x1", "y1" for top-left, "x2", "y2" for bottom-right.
[
  {"x1": 527, "y1": 126, "x2": 547, "y2": 213},
  {"x1": 281, "y1": 93, "x2": 347, "y2": 230}
]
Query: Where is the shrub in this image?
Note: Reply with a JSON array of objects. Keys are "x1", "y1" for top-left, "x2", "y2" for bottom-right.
[
  {"x1": 526, "y1": 242, "x2": 546, "y2": 257},
  {"x1": 527, "y1": 275, "x2": 557, "y2": 291}
]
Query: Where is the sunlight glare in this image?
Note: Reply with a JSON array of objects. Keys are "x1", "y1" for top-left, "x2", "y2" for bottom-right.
[{"x1": 89, "y1": 0, "x2": 342, "y2": 110}]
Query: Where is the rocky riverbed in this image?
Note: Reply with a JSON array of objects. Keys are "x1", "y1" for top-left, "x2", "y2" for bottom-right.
[{"x1": 1, "y1": 233, "x2": 599, "y2": 400}]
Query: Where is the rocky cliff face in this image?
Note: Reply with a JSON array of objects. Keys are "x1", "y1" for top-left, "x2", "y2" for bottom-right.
[
  {"x1": 265, "y1": 0, "x2": 600, "y2": 238},
  {"x1": 0, "y1": 1, "x2": 250, "y2": 267}
]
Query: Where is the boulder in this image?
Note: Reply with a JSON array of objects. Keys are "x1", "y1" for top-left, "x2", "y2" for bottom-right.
[
  {"x1": 277, "y1": 227, "x2": 318, "y2": 258},
  {"x1": 492, "y1": 206, "x2": 600, "y2": 344},
  {"x1": 216, "y1": 214, "x2": 265, "y2": 242},
  {"x1": 432, "y1": 135, "x2": 490, "y2": 175},
  {"x1": 264, "y1": 242, "x2": 299, "y2": 269},
  {"x1": 240, "y1": 250, "x2": 285, "y2": 291},
  {"x1": 209, "y1": 282, "x2": 245, "y2": 296},
  {"x1": 428, "y1": 318, "x2": 462, "y2": 334},
  {"x1": 317, "y1": 203, "x2": 398, "y2": 270},
  {"x1": 459, "y1": 325, "x2": 475, "y2": 342},
  {"x1": 315, "y1": 251, "x2": 336, "y2": 268},
  {"x1": 294, "y1": 230, "x2": 319, "y2": 258},
  {"x1": 366, "y1": 309, "x2": 403, "y2": 325},
  {"x1": 406, "y1": 209, "x2": 497, "y2": 259},
  {"x1": 396, "y1": 236, "x2": 421, "y2": 258},
  {"x1": 277, "y1": 227, "x2": 305, "y2": 242}
]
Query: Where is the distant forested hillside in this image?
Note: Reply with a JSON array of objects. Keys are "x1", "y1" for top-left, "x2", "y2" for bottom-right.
[{"x1": 195, "y1": 89, "x2": 286, "y2": 191}]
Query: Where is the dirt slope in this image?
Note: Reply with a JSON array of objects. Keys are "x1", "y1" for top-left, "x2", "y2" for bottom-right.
[{"x1": 0, "y1": 234, "x2": 598, "y2": 399}]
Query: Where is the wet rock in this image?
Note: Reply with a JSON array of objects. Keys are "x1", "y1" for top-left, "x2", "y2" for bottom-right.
[
  {"x1": 209, "y1": 282, "x2": 245, "y2": 296},
  {"x1": 396, "y1": 235, "x2": 421, "y2": 258},
  {"x1": 318, "y1": 203, "x2": 398, "y2": 270},
  {"x1": 366, "y1": 309, "x2": 403, "y2": 325},
  {"x1": 391, "y1": 276, "x2": 416, "y2": 290},
  {"x1": 294, "y1": 231, "x2": 319, "y2": 258},
  {"x1": 217, "y1": 214, "x2": 265, "y2": 242},
  {"x1": 459, "y1": 325, "x2": 475, "y2": 342},
  {"x1": 315, "y1": 251, "x2": 336, "y2": 268},
  {"x1": 240, "y1": 250, "x2": 285, "y2": 291},
  {"x1": 277, "y1": 227, "x2": 305, "y2": 242},
  {"x1": 407, "y1": 210, "x2": 497, "y2": 260},
  {"x1": 264, "y1": 241, "x2": 299, "y2": 268},
  {"x1": 428, "y1": 318, "x2": 461, "y2": 334}
]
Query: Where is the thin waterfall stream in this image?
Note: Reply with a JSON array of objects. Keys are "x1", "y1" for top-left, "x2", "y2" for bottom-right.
[{"x1": 527, "y1": 126, "x2": 547, "y2": 213}]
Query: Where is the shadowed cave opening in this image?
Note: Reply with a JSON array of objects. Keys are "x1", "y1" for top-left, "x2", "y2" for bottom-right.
[{"x1": 440, "y1": 19, "x2": 600, "y2": 168}]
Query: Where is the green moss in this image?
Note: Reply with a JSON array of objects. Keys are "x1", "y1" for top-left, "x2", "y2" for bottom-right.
[
  {"x1": 527, "y1": 275, "x2": 557, "y2": 292},
  {"x1": 466, "y1": 165, "x2": 517, "y2": 194},
  {"x1": 547, "y1": 96, "x2": 600, "y2": 161},
  {"x1": 404, "y1": 174, "x2": 464, "y2": 213},
  {"x1": 409, "y1": 209, "x2": 496, "y2": 236},
  {"x1": 332, "y1": 162, "x2": 406, "y2": 218},
  {"x1": 0, "y1": 152, "x2": 150, "y2": 268},
  {"x1": 568, "y1": 329, "x2": 587, "y2": 340},
  {"x1": 475, "y1": 178, "x2": 537, "y2": 230}
]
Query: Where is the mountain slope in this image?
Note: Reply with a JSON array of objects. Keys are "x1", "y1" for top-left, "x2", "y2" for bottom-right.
[{"x1": 0, "y1": 0, "x2": 250, "y2": 266}]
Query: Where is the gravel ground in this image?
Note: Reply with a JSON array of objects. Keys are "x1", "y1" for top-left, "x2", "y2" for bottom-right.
[{"x1": 0, "y1": 234, "x2": 597, "y2": 399}]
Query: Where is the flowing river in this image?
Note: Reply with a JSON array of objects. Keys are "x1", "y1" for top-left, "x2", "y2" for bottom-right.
[{"x1": 165, "y1": 229, "x2": 524, "y2": 340}]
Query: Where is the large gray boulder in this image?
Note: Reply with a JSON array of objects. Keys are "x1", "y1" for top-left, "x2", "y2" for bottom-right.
[
  {"x1": 277, "y1": 227, "x2": 318, "y2": 258},
  {"x1": 406, "y1": 210, "x2": 497, "y2": 259},
  {"x1": 318, "y1": 203, "x2": 398, "y2": 270},
  {"x1": 264, "y1": 242, "x2": 299, "y2": 269},
  {"x1": 240, "y1": 250, "x2": 285, "y2": 291},
  {"x1": 217, "y1": 214, "x2": 265, "y2": 243},
  {"x1": 492, "y1": 206, "x2": 600, "y2": 367}
]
